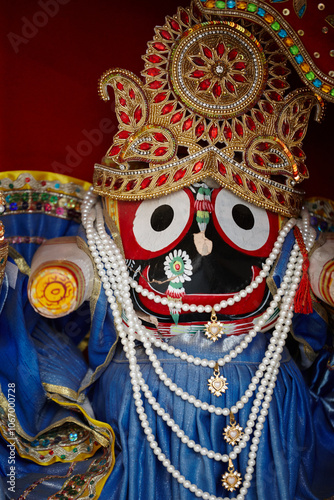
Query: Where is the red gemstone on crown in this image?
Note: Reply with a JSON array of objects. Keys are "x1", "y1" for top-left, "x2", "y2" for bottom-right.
[
  {"x1": 183, "y1": 118, "x2": 193, "y2": 131},
  {"x1": 154, "y1": 92, "x2": 167, "y2": 103},
  {"x1": 190, "y1": 70, "x2": 206, "y2": 79},
  {"x1": 153, "y1": 42, "x2": 167, "y2": 51},
  {"x1": 291, "y1": 146, "x2": 304, "y2": 158},
  {"x1": 282, "y1": 120, "x2": 290, "y2": 137},
  {"x1": 217, "y1": 42, "x2": 225, "y2": 56},
  {"x1": 105, "y1": 178, "x2": 112, "y2": 187},
  {"x1": 261, "y1": 101, "x2": 274, "y2": 114},
  {"x1": 126, "y1": 180, "x2": 137, "y2": 191},
  {"x1": 192, "y1": 57, "x2": 206, "y2": 66},
  {"x1": 134, "y1": 106, "x2": 142, "y2": 123},
  {"x1": 293, "y1": 128, "x2": 304, "y2": 141},
  {"x1": 146, "y1": 67, "x2": 161, "y2": 77},
  {"x1": 223, "y1": 125, "x2": 232, "y2": 141},
  {"x1": 119, "y1": 98, "x2": 126, "y2": 106},
  {"x1": 117, "y1": 131, "x2": 131, "y2": 139},
  {"x1": 213, "y1": 83, "x2": 222, "y2": 97},
  {"x1": 109, "y1": 145, "x2": 122, "y2": 156},
  {"x1": 120, "y1": 112, "x2": 130, "y2": 124},
  {"x1": 209, "y1": 125, "x2": 218, "y2": 140},
  {"x1": 170, "y1": 20, "x2": 180, "y2": 31},
  {"x1": 154, "y1": 133, "x2": 167, "y2": 143},
  {"x1": 161, "y1": 103, "x2": 174, "y2": 115},
  {"x1": 193, "y1": 160, "x2": 204, "y2": 173},
  {"x1": 254, "y1": 110, "x2": 265, "y2": 124},
  {"x1": 171, "y1": 111, "x2": 184, "y2": 124},
  {"x1": 257, "y1": 142, "x2": 270, "y2": 151},
  {"x1": 139, "y1": 142, "x2": 152, "y2": 151},
  {"x1": 235, "y1": 122, "x2": 244, "y2": 137},
  {"x1": 298, "y1": 162, "x2": 308, "y2": 176},
  {"x1": 268, "y1": 153, "x2": 281, "y2": 164},
  {"x1": 149, "y1": 80, "x2": 163, "y2": 89},
  {"x1": 157, "y1": 174, "x2": 169, "y2": 186},
  {"x1": 262, "y1": 186, "x2": 272, "y2": 199},
  {"x1": 202, "y1": 46, "x2": 213, "y2": 59},
  {"x1": 113, "y1": 179, "x2": 123, "y2": 191},
  {"x1": 198, "y1": 79, "x2": 211, "y2": 91},
  {"x1": 140, "y1": 177, "x2": 152, "y2": 190},
  {"x1": 174, "y1": 168, "x2": 186, "y2": 181},
  {"x1": 180, "y1": 9, "x2": 189, "y2": 25},
  {"x1": 160, "y1": 30, "x2": 172, "y2": 40},
  {"x1": 116, "y1": 82, "x2": 124, "y2": 90},
  {"x1": 228, "y1": 48, "x2": 238, "y2": 61},
  {"x1": 225, "y1": 80, "x2": 235, "y2": 94},
  {"x1": 233, "y1": 61, "x2": 246, "y2": 71},
  {"x1": 129, "y1": 89, "x2": 135, "y2": 100},
  {"x1": 253, "y1": 153, "x2": 264, "y2": 166},
  {"x1": 232, "y1": 74, "x2": 246, "y2": 83},
  {"x1": 247, "y1": 179, "x2": 257, "y2": 193},
  {"x1": 233, "y1": 173, "x2": 243, "y2": 186},
  {"x1": 245, "y1": 116, "x2": 256, "y2": 132},
  {"x1": 276, "y1": 193, "x2": 285, "y2": 205},
  {"x1": 154, "y1": 147, "x2": 168, "y2": 156},
  {"x1": 270, "y1": 53, "x2": 285, "y2": 63},
  {"x1": 271, "y1": 79, "x2": 287, "y2": 89},
  {"x1": 195, "y1": 122, "x2": 205, "y2": 138},
  {"x1": 272, "y1": 66, "x2": 289, "y2": 76},
  {"x1": 147, "y1": 54, "x2": 163, "y2": 64},
  {"x1": 268, "y1": 91, "x2": 283, "y2": 102}
]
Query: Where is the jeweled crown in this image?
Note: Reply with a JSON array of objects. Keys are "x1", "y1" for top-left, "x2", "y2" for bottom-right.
[{"x1": 93, "y1": 0, "x2": 334, "y2": 217}]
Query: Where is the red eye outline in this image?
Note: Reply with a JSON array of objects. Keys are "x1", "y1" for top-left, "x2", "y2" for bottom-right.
[
  {"x1": 211, "y1": 188, "x2": 279, "y2": 257},
  {"x1": 118, "y1": 188, "x2": 195, "y2": 260}
]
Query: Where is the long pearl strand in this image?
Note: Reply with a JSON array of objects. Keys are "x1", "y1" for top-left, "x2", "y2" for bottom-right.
[{"x1": 81, "y1": 189, "x2": 315, "y2": 499}]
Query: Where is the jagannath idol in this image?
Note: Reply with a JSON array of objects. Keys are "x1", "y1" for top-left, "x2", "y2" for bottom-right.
[{"x1": 0, "y1": 1, "x2": 334, "y2": 499}]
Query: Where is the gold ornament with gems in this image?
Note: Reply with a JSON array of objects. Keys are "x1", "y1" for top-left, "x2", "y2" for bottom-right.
[
  {"x1": 222, "y1": 458, "x2": 242, "y2": 492},
  {"x1": 204, "y1": 311, "x2": 224, "y2": 342},
  {"x1": 223, "y1": 412, "x2": 244, "y2": 446},
  {"x1": 207, "y1": 363, "x2": 228, "y2": 397}
]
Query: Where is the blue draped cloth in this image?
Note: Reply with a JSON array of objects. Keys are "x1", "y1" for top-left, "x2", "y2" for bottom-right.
[{"x1": 0, "y1": 204, "x2": 333, "y2": 499}]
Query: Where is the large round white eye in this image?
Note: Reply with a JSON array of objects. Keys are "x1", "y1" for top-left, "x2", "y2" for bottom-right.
[
  {"x1": 214, "y1": 189, "x2": 270, "y2": 252},
  {"x1": 133, "y1": 190, "x2": 192, "y2": 253}
]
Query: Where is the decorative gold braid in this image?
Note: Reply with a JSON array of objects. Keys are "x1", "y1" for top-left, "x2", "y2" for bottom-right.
[{"x1": 93, "y1": 2, "x2": 326, "y2": 217}]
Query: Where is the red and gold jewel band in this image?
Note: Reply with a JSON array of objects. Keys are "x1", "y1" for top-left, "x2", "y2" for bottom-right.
[{"x1": 0, "y1": 193, "x2": 8, "y2": 287}]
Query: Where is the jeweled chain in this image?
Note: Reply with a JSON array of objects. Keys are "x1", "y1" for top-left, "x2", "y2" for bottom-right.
[{"x1": 82, "y1": 189, "x2": 314, "y2": 500}]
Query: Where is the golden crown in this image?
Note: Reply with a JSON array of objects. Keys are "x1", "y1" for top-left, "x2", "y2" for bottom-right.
[{"x1": 93, "y1": 0, "x2": 333, "y2": 217}]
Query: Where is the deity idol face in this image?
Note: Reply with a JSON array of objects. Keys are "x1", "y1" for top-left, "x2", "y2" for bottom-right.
[{"x1": 105, "y1": 183, "x2": 280, "y2": 326}]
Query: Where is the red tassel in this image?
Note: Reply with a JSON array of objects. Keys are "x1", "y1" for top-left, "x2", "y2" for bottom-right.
[{"x1": 293, "y1": 227, "x2": 313, "y2": 314}]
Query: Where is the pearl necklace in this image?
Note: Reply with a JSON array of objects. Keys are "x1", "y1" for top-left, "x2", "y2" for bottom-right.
[
  {"x1": 127, "y1": 220, "x2": 294, "y2": 317},
  {"x1": 126, "y1": 212, "x2": 296, "y2": 342},
  {"x1": 82, "y1": 189, "x2": 314, "y2": 499}
]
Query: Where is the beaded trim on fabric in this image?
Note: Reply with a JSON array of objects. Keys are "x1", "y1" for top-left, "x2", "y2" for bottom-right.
[
  {"x1": 0, "y1": 392, "x2": 114, "y2": 499},
  {"x1": 0, "y1": 172, "x2": 91, "y2": 221}
]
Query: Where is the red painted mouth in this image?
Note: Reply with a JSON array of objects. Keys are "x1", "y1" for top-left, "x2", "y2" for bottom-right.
[{"x1": 136, "y1": 265, "x2": 267, "y2": 317}]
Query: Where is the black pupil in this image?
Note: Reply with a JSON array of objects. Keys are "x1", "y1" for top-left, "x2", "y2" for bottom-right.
[
  {"x1": 150, "y1": 205, "x2": 174, "y2": 232},
  {"x1": 232, "y1": 204, "x2": 254, "y2": 230}
]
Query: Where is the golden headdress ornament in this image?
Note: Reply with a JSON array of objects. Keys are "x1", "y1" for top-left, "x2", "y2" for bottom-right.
[{"x1": 93, "y1": 0, "x2": 334, "y2": 217}]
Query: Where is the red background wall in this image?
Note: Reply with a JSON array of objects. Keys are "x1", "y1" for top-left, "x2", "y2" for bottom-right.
[{"x1": 1, "y1": 0, "x2": 333, "y2": 199}]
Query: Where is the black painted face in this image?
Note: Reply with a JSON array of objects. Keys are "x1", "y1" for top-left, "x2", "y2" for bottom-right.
[{"x1": 109, "y1": 184, "x2": 279, "y2": 324}]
